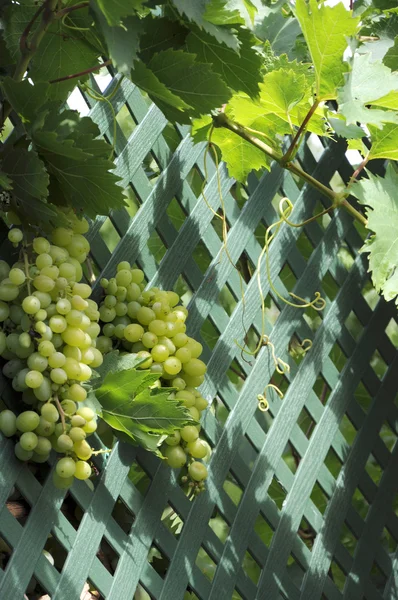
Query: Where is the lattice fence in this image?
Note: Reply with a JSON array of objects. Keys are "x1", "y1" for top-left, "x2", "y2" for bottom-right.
[{"x1": 0, "y1": 72, "x2": 397, "y2": 600}]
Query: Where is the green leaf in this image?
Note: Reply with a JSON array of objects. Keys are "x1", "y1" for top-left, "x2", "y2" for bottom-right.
[
  {"x1": 171, "y1": 0, "x2": 240, "y2": 51},
  {"x1": 93, "y1": 350, "x2": 147, "y2": 387},
  {"x1": 148, "y1": 49, "x2": 231, "y2": 117},
  {"x1": 0, "y1": 172, "x2": 13, "y2": 191},
  {"x1": 1, "y1": 147, "x2": 48, "y2": 201},
  {"x1": 138, "y1": 17, "x2": 188, "y2": 64},
  {"x1": 296, "y1": 0, "x2": 359, "y2": 99},
  {"x1": 329, "y1": 117, "x2": 365, "y2": 139},
  {"x1": 203, "y1": 0, "x2": 245, "y2": 25},
  {"x1": 384, "y1": 36, "x2": 398, "y2": 70},
  {"x1": 0, "y1": 78, "x2": 50, "y2": 123},
  {"x1": 92, "y1": 5, "x2": 141, "y2": 75},
  {"x1": 2, "y1": 4, "x2": 36, "y2": 61},
  {"x1": 191, "y1": 114, "x2": 214, "y2": 143},
  {"x1": 351, "y1": 165, "x2": 398, "y2": 303},
  {"x1": 90, "y1": 0, "x2": 146, "y2": 26},
  {"x1": 368, "y1": 122, "x2": 398, "y2": 160},
  {"x1": 212, "y1": 126, "x2": 271, "y2": 182},
  {"x1": 186, "y1": 27, "x2": 263, "y2": 97},
  {"x1": 337, "y1": 53, "x2": 398, "y2": 128},
  {"x1": 255, "y1": 68, "x2": 307, "y2": 121},
  {"x1": 95, "y1": 367, "x2": 194, "y2": 437},
  {"x1": 255, "y1": 8, "x2": 301, "y2": 58}
]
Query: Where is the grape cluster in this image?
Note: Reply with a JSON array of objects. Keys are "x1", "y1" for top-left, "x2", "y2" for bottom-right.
[
  {"x1": 99, "y1": 264, "x2": 210, "y2": 487},
  {"x1": 0, "y1": 214, "x2": 102, "y2": 488}
]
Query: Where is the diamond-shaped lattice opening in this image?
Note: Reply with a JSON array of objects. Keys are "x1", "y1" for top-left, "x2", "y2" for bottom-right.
[
  {"x1": 174, "y1": 273, "x2": 193, "y2": 303},
  {"x1": 148, "y1": 543, "x2": 170, "y2": 579},
  {"x1": 187, "y1": 165, "x2": 205, "y2": 197},
  {"x1": 143, "y1": 151, "x2": 161, "y2": 184},
  {"x1": 325, "y1": 447, "x2": 344, "y2": 480},
  {"x1": 97, "y1": 537, "x2": 120, "y2": 575},
  {"x1": 0, "y1": 118, "x2": 15, "y2": 141},
  {"x1": 385, "y1": 318, "x2": 398, "y2": 347},
  {"x1": 268, "y1": 476, "x2": 287, "y2": 510},
  {"x1": 254, "y1": 512, "x2": 274, "y2": 549},
  {"x1": 7, "y1": 484, "x2": 31, "y2": 524},
  {"x1": 147, "y1": 229, "x2": 167, "y2": 263},
  {"x1": 242, "y1": 549, "x2": 261, "y2": 585},
  {"x1": 296, "y1": 230, "x2": 315, "y2": 261},
  {"x1": 322, "y1": 271, "x2": 339, "y2": 301},
  {"x1": 232, "y1": 589, "x2": 243, "y2": 599},
  {"x1": 313, "y1": 376, "x2": 331, "y2": 406},
  {"x1": 381, "y1": 526, "x2": 398, "y2": 554},
  {"x1": 362, "y1": 281, "x2": 379, "y2": 310},
  {"x1": 365, "y1": 453, "x2": 383, "y2": 486},
  {"x1": 236, "y1": 251, "x2": 255, "y2": 284},
  {"x1": 345, "y1": 309, "x2": 363, "y2": 342},
  {"x1": 99, "y1": 218, "x2": 121, "y2": 253},
  {"x1": 227, "y1": 358, "x2": 246, "y2": 386},
  {"x1": 379, "y1": 421, "x2": 397, "y2": 452},
  {"x1": 44, "y1": 533, "x2": 68, "y2": 573},
  {"x1": 370, "y1": 349, "x2": 388, "y2": 380},
  {"x1": 162, "y1": 503, "x2": 185, "y2": 537},
  {"x1": 211, "y1": 213, "x2": 226, "y2": 243},
  {"x1": 86, "y1": 578, "x2": 104, "y2": 599},
  {"x1": 279, "y1": 261, "x2": 297, "y2": 292},
  {"x1": 185, "y1": 586, "x2": 200, "y2": 599},
  {"x1": 287, "y1": 553, "x2": 306, "y2": 587},
  {"x1": 369, "y1": 560, "x2": 388, "y2": 591},
  {"x1": 338, "y1": 245, "x2": 356, "y2": 272},
  {"x1": 166, "y1": 197, "x2": 187, "y2": 231},
  {"x1": 195, "y1": 546, "x2": 217, "y2": 582},
  {"x1": 116, "y1": 104, "x2": 137, "y2": 139},
  {"x1": 310, "y1": 481, "x2": 329, "y2": 515},
  {"x1": 298, "y1": 407, "x2": 316, "y2": 440},
  {"x1": 223, "y1": 474, "x2": 244, "y2": 507},
  {"x1": 27, "y1": 578, "x2": 49, "y2": 599},
  {"x1": 0, "y1": 535, "x2": 12, "y2": 571},
  {"x1": 352, "y1": 487, "x2": 370, "y2": 520},
  {"x1": 209, "y1": 511, "x2": 230, "y2": 544},
  {"x1": 329, "y1": 171, "x2": 346, "y2": 194},
  {"x1": 355, "y1": 381, "x2": 372, "y2": 414},
  {"x1": 255, "y1": 401, "x2": 274, "y2": 436},
  {"x1": 329, "y1": 341, "x2": 347, "y2": 372},
  {"x1": 329, "y1": 560, "x2": 346, "y2": 591},
  {"x1": 201, "y1": 317, "x2": 221, "y2": 351},
  {"x1": 214, "y1": 394, "x2": 231, "y2": 427},
  {"x1": 218, "y1": 283, "x2": 238, "y2": 317},
  {"x1": 339, "y1": 413, "x2": 357, "y2": 446},
  {"x1": 298, "y1": 516, "x2": 316, "y2": 547},
  {"x1": 192, "y1": 240, "x2": 212, "y2": 274},
  {"x1": 282, "y1": 448, "x2": 298, "y2": 474},
  {"x1": 339, "y1": 522, "x2": 358, "y2": 557}
]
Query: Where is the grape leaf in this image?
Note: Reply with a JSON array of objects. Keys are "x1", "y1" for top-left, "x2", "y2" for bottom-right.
[
  {"x1": 212, "y1": 126, "x2": 271, "y2": 182},
  {"x1": 0, "y1": 172, "x2": 13, "y2": 191},
  {"x1": 90, "y1": 0, "x2": 147, "y2": 26},
  {"x1": 186, "y1": 27, "x2": 263, "y2": 97},
  {"x1": 351, "y1": 165, "x2": 398, "y2": 304},
  {"x1": 0, "y1": 78, "x2": 50, "y2": 123},
  {"x1": 138, "y1": 17, "x2": 188, "y2": 64},
  {"x1": 2, "y1": 4, "x2": 35, "y2": 61},
  {"x1": 171, "y1": 0, "x2": 240, "y2": 52},
  {"x1": 368, "y1": 123, "x2": 398, "y2": 160},
  {"x1": 148, "y1": 49, "x2": 231, "y2": 117},
  {"x1": 329, "y1": 117, "x2": 365, "y2": 139},
  {"x1": 337, "y1": 53, "x2": 398, "y2": 128},
  {"x1": 1, "y1": 148, "x2": 49, "y2": 201},
  {"x1": 384, "y1": 36, "x2": 398, "y2": 70},
  {"x1": 255, "y1": 8, "x2": 301, "y2": 58},
  {"x1": 95, "y1": 367, "x2": 194, "y2": 436},
  {"x1": 203, "y1": 0, "x2": 245, "y2": 25},
  {"x1": 296, "y1": 0, "x2": 359, "y2": 100},
  {"x1": 92, "y1": 350, "x2": 149, "y2": 387}
]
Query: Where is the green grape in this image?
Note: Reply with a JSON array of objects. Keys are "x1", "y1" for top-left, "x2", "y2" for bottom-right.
[
  {"x1": 0, "y1": 331, "x2": 6, "y2": 355},
  {"x1": 33, "y1": 377, "x2": 53, "y2": 402},
  {"x1": 41, "y1": 403, "x2": 59, "y2": 423},
  {"x1": 180, "y1": 425, "x2": 199, "y2": 443},
  {"x1": 72, "y1": 283, "x2": 91, "y2": 299},
  {"x1": 69, "y1": 427, "x2": 86, "y2": 442},
  {"x1": 62, "y1": 327, "x2": 85, "y2": 347},
  {"x1": 90, "y1": 348, "x2": 104, "y2": 368},
  {"x1": 70, "y1": 295, "x2": 88, "y2": 311},
  {"x1": 126, "y1": 282, "x2": 141, "y2": 302},
  {"x1": 15, "y1": 442, "x2": 33, "y2": 461},
  {"x1": 71, "y1": 415, "x2": 86, "y2": 428},
  {"x1": 165, "y1": 431, "x2": 181, "y2": 446},
  {"x1": 158, "y1": 337, "x2": 176, "y2": 355},
  {"x1": 31, "y1": 451, "x2": 50, "y2": 463},
  {"x1": 19, "y1": 332, "x2": 32, "y2": 349},
  {"x1": 3, "y1": 358, "x2": 25, "y2": 379},
  {"x1": 76, "y1": 407, "x2": 94, "y2": 421},
  {"x1": 115, "y1": 269, "x2": 132, "y2": 287},
  {"x1": 68, "y1": 383, "x2": 87, "y2": 402},
  {"x1": 165, "y1": 291, "x2": 180, "y2": 307},
  {"x1": 124, "y1": 323, "x2": 144, "y2": 343},
  {"x1": 0, "y1": 281, "x2": 19, "y2": 301},
  {"x1": 57, "y1": 434, "x2": 74, "y2": 452},
  {"x1": 142, "y1": 332, "x2": 158, "y2": 349},
  {"x1": 52, "y1": 227, "x2": 74, "y2": 247},
  {"x1": 186, "y1": 439, "x2": 207, "y2": 459},
  {"x1": 76, "y1": 363, "x2": 91, "y2": 381},
  {"x1": 0, "y1": 260, "x2": 10, "y2": 280},
  {"x1": 73, "y1": 440, "x2": 92, "y2": 460},
  {"x1": 74, "y1": 461, "x2": 92, "y2": 480},
  {"x1": 9, "y1": 304, "x2": 24, "y2": 324},
  {"x1": 103, "y1": 323, "x2": 115, "y2": 338},
  {"x1": 195, "y1": 397, "x2": 208, "y2": 412},
  {"x1": 175, "y1": 351, "x2": 191, "y2": 371},
  {"x1": 15, "y1": 368, "x2": 30, "y2": 390},
  {"x1": 52, "y1": 472, "x2": 74, "y2": 489},
  {"x1": 86, "y1": 322, "x2": 100, "y2": 339},
  {"x1": 71, "y1": 217, "x2": 89, "y2": 234},
  {"x1": 147, "y1": 319, "x2": 167, "y2": 337},
  {"x1": 150, "y1": 362, "x2": 164, "y2": 375},
  {"x1": 183, "y1": 359, "x2": 206, "y2": 377},
  {"x1": 63, "y1": 346, "x2": 81, "y2": 360},
  {"x1": 22, "y1": 389, "x2": 36, "y2": 405},
  {"x1": 136, "y1": 306, "x2": 155, "y2": 326},
  {"x1": 25, "y1": 370, "x2": 44, "y2": 389},
  {"x1": 34, "y1": 436, "x2": 52, "y2": 455},
  {"x1": 185, "y1": 339, "x2": 203, "y2": 359},
  {"x1": 82, "y1": 419, "x2": 97, "y2": 434},
  {"x1": 95, "y1": 336, "x2": 112, "y2": 354},
  {"x1": 114, "y1": 324, "x2": 125, "y2": 339},
  {"x1": 6, "y1": 333, "x2": 20, "y2": 354},
  {"x1": 54, "y1": 423, "x2": 67, "y2": 438},
  {"x1": 38, "y1": 325, "x2": 53, "y2": 342},
  {"x1": 173, "y1": 333, "x2": 189, "y2": 348},
  {"x1": 183, "y1": 374, "x2": 205, "y2": 388},
  {"x1": 40, "y1": 265, "x2": 59, "y2": 280},
  {"x1": 49, "y1": 245, "x2": 69, "y2": 265},
  {"x1": 171, "y1": 377, "x2": 186, "y2": 391},
  {"x1": 8, "y1": 228, "x2": 23, "y2": 244},
  {"x1": 58, "y1": 262, "x2": 76, "y2": 280},
  {"x1": 163, "y1": 445, "x2": 187, "y2": 468},
  {"x1": 164, "y1": 357, "x2": 182, "y2": 375},
  {"x1": 56, "y1": 298, "x2": 71, "y2": 315},
  {"x1": 34, "y1": 417, "x2": 55, "y2": 437},
  {"x1": 16, "y1": 411, "x2": 40, "y2": 432},
  {"x1": 0, "y1": 409, "x2": 17, "y2": 436},
  {"x1": 188, "y1": 462, "x2": 208, "y2": 481},
  {"x1": 33, "y1": 275, "x2": 55, "y2": 293},
  {"x1": 34, "y1": 309, "x2": 47, "y2": 322},
  {"x1": 101, "y1": 278, "x2": 109, "y2": 289},
  {"x1": 19, "y1": 431, "x2": 38, "y2": 451},
  {"x1": 114, "y1": 302, "x2": 127, "y2": 317},
  {"x1": 107, "y1": 279, "x2": 118, "y2": 295},
  {"x1": 140, "y1": 290, "x2": 154, "y2": 305},
  {"x1": 104, "y1": 295, "x2": 117, "y2": 308},
  {"x1": 99, "y1": 306, "x2": 116, "y2": 323},
  {"x1": 115, "y1": 287, "x2": 126, "y2": 302},
  {"x1": 126, "y1": 301, "x2": 140, "y2": 319},
  {"x1": 63, "y1": 357, "x2": 81, "y2": 379},
  {"x1": 56, "y1": 456, "x2": 76, "y2": 478},
  {"x1": 65, "y1": 310, "x2": 83, "y2": 327},
  {"x1": 8, "y1": 268, "x2": 25, "y2": 286},
  {"x1": 33, "y1": 291, "x2": 52, "y2": 309},
  {"x1": 36, "y1": 253, "x2": 53, "y2": 270},
  {"x1": 80, "y1": 348, "x2": 94, "y2": 364},
  {"x1": 136, "y1": 351, "x2": 153, "y2": 369},
  {"x1": 151, "y1": 344, "x2": 169, "y2": 362},
  {"x1": 38, "y1": 341, "x2": 55, "y2": 357},
  {"x1": 188, "y1": 407, "x2": 200, "y2": 421},
  {"x1": 61, "y1": 400, "x2": 77, "y2": 415},
  {"x1": 117, "y1": 261, "x2": 131, "y2": 271},
  {"x1": 130, "y1": 268, "x2": 144, "y2": 284},
  {"x1": 48, "y1": 352, "x2": 66, "y2": 368},
  {"x1": 33, "y1": 237, "x2": 50, "y2": 254},
  {"x1": 50, "y1": 368, "x2": 67, "y2": 385}
]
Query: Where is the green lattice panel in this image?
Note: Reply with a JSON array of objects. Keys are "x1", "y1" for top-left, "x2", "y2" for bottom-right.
[{"x1": 0, "y1": 73, "x2": 397, "y2": 600}]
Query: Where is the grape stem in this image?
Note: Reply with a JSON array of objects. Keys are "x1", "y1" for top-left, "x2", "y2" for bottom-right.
[
  {"x1": 91, "y1": 448, "x2": 112, "y2": 455},
  {"x1": 54, "y1": 395, "x2": 66, "y2": 433},
  {"x1": 22, "y1": 243, "x2": 31, "y2": 296}
]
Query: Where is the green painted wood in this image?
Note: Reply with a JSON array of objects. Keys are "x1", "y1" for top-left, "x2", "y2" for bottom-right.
[{"x1": 0, "y1": 74, "x2": 397, "y2": 600}]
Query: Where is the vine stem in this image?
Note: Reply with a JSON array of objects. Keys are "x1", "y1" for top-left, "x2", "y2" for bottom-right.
[
  {"x1": 55, "y1": 2, "x2": 89, "y2": 19},
  {"x1": 282, "y1": 100, "x2": 320, "y2": 163},
  {"x1": 49, "y1": 60, "x2": 112, "y2": 84},
  {"x1": 54, "y1": 395, "x2": 66, "y2": 433},
  {"x1": 212, "y1": 112, "x2": 367, "y2": 226}
]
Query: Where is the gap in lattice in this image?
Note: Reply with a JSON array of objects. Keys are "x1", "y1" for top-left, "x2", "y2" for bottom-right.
[
  {"x1": 99, "y1": 218, "x2": 121, "y2": 253},
  {"x1": 210, "y1": 212, "x2": 226, "y2": 243},
  {"x1": 44, "y1": 533, "x2": 68, "y2": 573},
  {"x1": 254, "y1": 512, "x2": 274, "y2": 549},
  {"x1": 97, "y1": 536, "x2": 119, "y2": 575},
  {"x1": 185, "y1": 586, "x2": 200, "y2": 599},
  {"x1": 329, "y1": 560, "x2": 346, "y2": 591},
  {"x1": 227, "y1": 358, "x2": 246, "y2": 388},
  {"x1": 147, "y1": 542, "x2": 170, "y2": 579},
  {"x1": 116, "y1": 104, "x2": 137, "y2": 139},
  {"x1": 329, "y1": 341, "x2": 347, "y2": 372},
  {"x1": 268, "y1": 476, "x2": 287, "y2": 511},
  {"x1": 352, "y1": 487, "x2": 370, "y2": 520},
  {"x1": 298, "y1": 516, "x2": 316, "y2": 549},
  {"x1": 200, "y1": 317, "x2": 221, "y2": 351},
  {"x1": 337, "y1": 244, "x2": 356, "y2": 271},
  {"x1": 147, "y1": 229, "x2": 167, "y2": 263},
  {"x1": 329, "y1": 171, "x2": 346, "y2": 194},
  {"x1": 279, "y1": 261, "x2": 297, "y2": 293},
  {"x1": 242, "y1": 549, "x2": 261, "y2": 585},
  {"x1": 143, "y1": 150, "x2": 161, "y2": 184},
  {"x1": 162, "y1": 123, "x2": 183, "y2": 153},
  {"x1": 187, "y1": 165, "x2": 205, "y2": 197},
  {"x1": 339, "y1": 413, "x2": 357, "y2": 446},
  {"x1": 86, "y1": 578, "x2": 105, "y2": 600},
  {"x1": 379, "y1": 421, "x2": 397, "y2": 452},
  {"x1": 364, "y1": 453, "x2": 383, "y2": 486},
  {"x1": 214, "y1": 394, "x2": 231, "y2": 427},
  {"x1": 296, "y1": 230, "x2": 315, "y2": 262},
  {"x1": 166, "y1": 197, "x2": 187, "y2": 231},
  {"x1": 223, "y1": 473, "x2": 244, "y2": 507},
  {"x1": 192, "y1": 240, "x2": 213, "y2": 274},
  {"x1": 297, "y1": 407, "x2": 316, "y2": 440},
  {"x1": 385, "y1": 318, "x2": 398, "y2": 347},
  {"x1": 218, "y1": 283, "x2": 238, "y2": 317},
  {"x1": 369, "y1": 348, "x2": 388, "y2": 380},
  {"x1": 369, "y1": 559, "x2": 388, "y2": 591},
  {"x1": 0, "y1": 535, "x2": 12, "y2": 571},
  {"x1": 209, "y1": 509, "x2": 230, "y2": 544},
  {"x1": 236, "y1": 251, "x2": 255, "y2": 285},
  {"x1": 195, "y1": 546, "x2": 217, "y2": 582},
  {"x1": 345, "y1": 309, "x2": 364, "y2": 342},
  {"x1": 303, "y1": 306, "x2": 323, "y2": 334},
  {"x1": 174, "y1": 273, "x2": 193, "y2": 303},
  {"x1": 282, "y1": 448, "x2": 298, "y2": 474},
  {"x1": 313, "y1": 200, "x2": 332, "y2": 231},
  {"x1": 111, "y1": 497, "x2": 135, "y2": 535},
  {"x1": 263, "y1": 294, "x2": 281, "y2": 328},
  {"x1": 7, "y1": 483, "x2": 31, "y2": 524},
  {"x1": 354, "y1": 380, "x2": 372, "y2": 414},
  {"x1": 324, "y1": 447, "x2": 344, "y2": 480},
  {"x1": 310, "y1": 481, "x2": 329, "y2": 515},
  {"x1": 321, "y1": 270, "x2": 339, "y2": 301},
  {"x1": 286, "y1": 553, "x2": 306, "y2": 588},
  {"x1": 361, "y1": 280, "x2": 379, "y2": 310},
  {"x1": 381, "y1": 526, "x2": 398, "y2": 554},
  {"x1": 339, "y1": 522, "x2": 358, "y2": 557},
  {"x1": 313, "y1": 375, "x2": 331, "y2": 406},
  {"x1": 161, "y1": 503, "x2": 184, "y2": 537}
]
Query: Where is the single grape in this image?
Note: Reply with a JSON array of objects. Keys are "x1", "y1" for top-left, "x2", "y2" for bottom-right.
[
  {"x1": 75, "y1": 407, "x2": 94, "y2": 421},
  {"x1": 163, "y1": 445, "x2": 187, "y2": 468},
  {"x1": 35, "y1": 321, "x2": 48, "y2": 336},
  {"x1": 180, "y1": 425, "x2": 199, "y2": 443},
  {"x1": 57, "y1": 434, "x2": 74, "y2": 452},
  {"x1": 36, "y1": 253, "x2": 53, "y2": 270},
  {"x1": 33, "y1": 237, "x2": 50, "y2": 254},
  {"x1": 14, "y1": 442, "x2": 33, "y2": 461},
  {"x1": 61, "y1": 327, "x2": 85, "y2": 347},
  {"x1": 63, "y1": 346, "x2": 81, "y2": 360},
  {"x1": 158, "y1": 337, "x2": 176, "y2": 355},
  {"x1": 188, "y1": 407, "x2": 200, "y2": 421},
  {"x1": 71, "y1": 217, "x2": 89, "y2": 234},
  {"x1": 185, "y1": 339, "x2": 203, "y2": 359},
  {"x1": 183, "y1": 358, "x2": 207, "y2": 377},
  {"x1": 171, "y1": 377, "x2": 186, "y2": 391},
  {"x1": 16, "y1": 411, "x2": 40, "y2": 432},
  {"x1": 56, "y1": 457, "x2": 76, "y2": 478},
  {"x1": 136, "y1": 351, "x2": 153, "y2": 369},
  {"x1": 0, "y1": 409, "x2": 17, "y2": 437},
  {"x1": 33, "y1": 377, "x2": 53, "y2": 402},
  {"x1": 33, "y1": 275, "x2": 55, "y2": 293},
  {"x1": 48, "y1": 352, "x2": 66, "y2": 368},
  {"x1": 0, "y1": 281, "x2": 20, "y2": 301},
  {"x1": 19, "y1": 431, "x2": 38, "y2": 452},
  {"x1": 69, "y1": 427, "x2": 86, "y2": 442},
  {"x1": 188, "y1": 462, "x2": 208, "y2": 481},
  {"x1": 40, "y1": 265, "x2": 59, "y2": 280},
  {"x1": 186, "y1": 439, "x2": 207, "y2": 459},
  {"x1": 126, "y1": 282, "x2": 141, "y2": 302},
  {"x1": 8, "y1": 228, "x2": 23, "y2": 244},
  {"x1": 124, "y1": 324, "x2": 144, "y2": 343},
  {"x1": 38, "y1": 341, "x2": 55, "y2": 357},
  {"x1": 82, "y1": 419, "x2": 97, "y2": 434},
  {"x1": 34, "y1": 417, "x2": 55, "y2": 437},
  {"x1": 68, "y1": 383, "x2": 87, "y2": 402},
  {"x1": 74, "y1": 461, "x2": 92, "y2": 480},
  {"x1": 90, "y1": 348, "x2": 103, "y2": 368},
  {"x1": 136, "y1": 306, "x2": 155, "y2": 326},
  {"x1": 165, "y1": 431, "x2": 181, "y2": 446},
  {"x1": 163, "y1": 357, "x2": 182, "y2": 375},
  {"x1": 52, "y1": 472, "x2": 74, "y2": 489},
  {"x1": 195, "y1": 397, "x2": 208, "y2": 412},
  {"x1": 9, "y1": 268, "x2": 25, "y2": 286},
  {"x1": 34, "y1": 309, "x2": 47, "y2": 322},
  {"x1": 99, "y1": 306, "x2": 116, "y2": 323},
  {"x1": 73, "y1": 440, "x2": 92, "y2": 460},
  {"x1": 41, "y1": 403, "x2": 59, "y2": 423},
  {"x1": 25, "y1": 370, "x2": 44, "y2": 389},
  {"x1": 50, "y1": 368, "x2": 67, "y2": 385},
  {"x1": 52, "y1": 227, "x2": 74, "y2": 247},
  {"x1": 130, "y1": 268, "x2": 144, "y2": 283},
  {"x1": 3, "y1": 358, "x2": 25, "y2": 379},
  {"x1": 151, "y1": 344, "x2": 169, "y2": 362},
  {"x1": 34, "y1": 436, "x2": 52, "y2": 455},
  {"x1": 175, "y1": 347, "x2": 191, "y2": 364}
]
